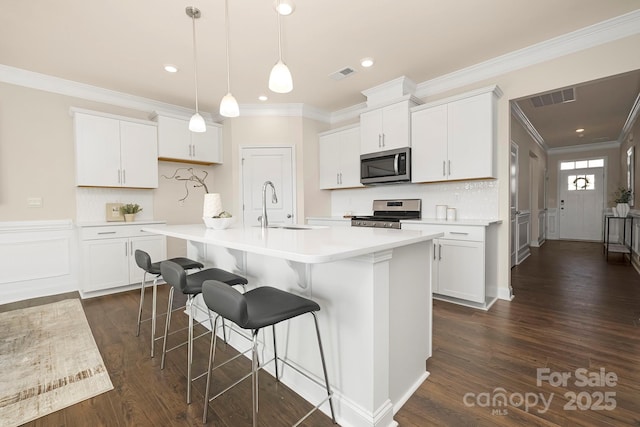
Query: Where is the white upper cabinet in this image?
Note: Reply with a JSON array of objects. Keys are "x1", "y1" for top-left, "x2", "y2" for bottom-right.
[
  {"x1": 74, "y1": 110, "x2": 158, "y2": 188},
  {"x1": 360, "y1": 100, "x2": 414, "y2": 154},
  {"x1": 319, "y1": 126, "x2": 362, "y2": 189},
  {"x1": 411, "y1": 86, "x2": 501, "y2": 183},
  {"x1": 155, "y1": 114, "x2": 222, "y2": 165}
]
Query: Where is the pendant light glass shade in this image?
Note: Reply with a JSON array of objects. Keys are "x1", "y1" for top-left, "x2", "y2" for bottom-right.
[
  {"x1": 269, "y1": 60, "x2": 293, "y2": 93},
  {"x1": 189, "y1": 112, "x2": 206, "y2": 132},
  {"x1": 187, "y1": 6, "x2": 206, "y2": 133},
  {"x1": 219, "y1": 0, "x2": 239, "y2": 118},
  {"x1": 219, "y1": 93, "x2": 239, "y2": 117},
  {"x1": 269, "y1": 0, "x2": 293, "y2": 94}
]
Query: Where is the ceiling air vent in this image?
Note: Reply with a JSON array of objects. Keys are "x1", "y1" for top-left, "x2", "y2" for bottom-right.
[
  {"x1": 529, "y1": 88, "x2": 575, "y2": 107},
  {"x1": 329, "y1": 67, "x2": 356, "y2": 81}
]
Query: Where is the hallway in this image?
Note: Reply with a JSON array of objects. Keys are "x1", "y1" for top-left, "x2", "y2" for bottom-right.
[{"x1": 397, "y1": 240, "x2": 640, "y2": 426}]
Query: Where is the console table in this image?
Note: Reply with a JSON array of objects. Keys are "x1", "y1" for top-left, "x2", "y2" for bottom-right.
[{"x1": 603, "y1": 215, "x2": 634, "y2": 263}]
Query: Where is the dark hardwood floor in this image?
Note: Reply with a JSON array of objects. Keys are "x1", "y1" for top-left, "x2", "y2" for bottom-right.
[
  {"x1": 396, "y1": 240, "x2": 640, "y2": 426},
  {"x1": 3, "y1": 240, "x2": 640, "y2": 426}
]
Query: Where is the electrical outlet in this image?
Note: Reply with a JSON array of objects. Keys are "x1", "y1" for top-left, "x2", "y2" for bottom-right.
[{"x1": 27, "y1": 197, "x2": 42, "y2": 208}]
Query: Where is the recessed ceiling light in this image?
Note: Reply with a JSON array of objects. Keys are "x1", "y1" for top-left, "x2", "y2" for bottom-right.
[
  {"x1": 576, "y1": 128, "x2": 584, "y2": 133},
  {"x1": 274, "y1": 0, "x2": 295, "y2": 16},
  {"x1": 164, "y1": 64, "x2": 178, "y2": 73},
  {"x1": 258, "y1": 95, "x2": 268, "y2": 101},
  {"x1": 360, "y1": 57, "x2": 374, "y2": 68}
]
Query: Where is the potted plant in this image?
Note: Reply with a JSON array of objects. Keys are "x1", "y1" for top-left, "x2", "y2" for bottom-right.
[
  {"x1": 613, "y1": 187, "x2": 632, "y2": 217},
  {"x1": 120, "y1": 203, "x2": 142, "y2": 222}
]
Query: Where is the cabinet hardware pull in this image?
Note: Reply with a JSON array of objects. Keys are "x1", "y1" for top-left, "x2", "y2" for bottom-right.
[
  {"x1": 336, "y1": 173, "x2": 339, "y2": 185},
  {"x1": 125, "y1": 241, "x2": 128, "y2": 256},
  {"x1": 433, "y1": 243, "x2": 436, "y2": 260},
  {"x1": 193, "y1": 145, "x2": 196, "y2": 157},
  {"x1": 442, "y1": 161, "x2": 446, "y2": 176},
  {"x1": 438, "y1": 244, "x2": 442, "y2": 260},
  {"x1": 450, "y1": 232, "x2": 469, "y2": 235},
  {"x1": 339, "y1": 172, "x2": 342, "y2": 184},
  {"x1": 378, "y1": 134, "x2": 382, "y2": 148},
  {"x1": 130, "y1": 241, "x2": 133, "y2": 253},
  {"x1": 97, "y1": 231, "x2": 116, "y2": 235},
  {"x1": 122, "y1": 169, "x2": 126, "y2": 184},
  {"x1": 117, "y1": 169, "x2": 121, "y2": 184},
  {"x1": 448, "y1": 160, "x2": 451, "y2": 176},
  {"x1": 382, "y1": 133, "x2": 385, "y2": 147}
]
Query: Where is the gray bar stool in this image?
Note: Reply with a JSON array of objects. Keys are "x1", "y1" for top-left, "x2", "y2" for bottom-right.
[
  {"x1": 201, "y1": 280, "x2": 336, "y2": 426},
  {"x1": 159, "y1": 260, "x2": 248, "y2": 404},
  {"x1": 134, "y1": 250, "x2": 204, "y2": 357}
]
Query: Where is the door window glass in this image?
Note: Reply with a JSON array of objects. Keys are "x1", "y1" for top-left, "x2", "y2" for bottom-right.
[{"x1": 567, "y1": 174, "x2": 595, "y2": 191}]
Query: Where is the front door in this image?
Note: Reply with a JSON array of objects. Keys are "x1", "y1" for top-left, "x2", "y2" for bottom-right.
[
  {"x1": 240, "y1": 147, "x2": 295, "y2": 227},
  {"x1": 559, "y1": 167, "x2": 604, "y2": 241}
]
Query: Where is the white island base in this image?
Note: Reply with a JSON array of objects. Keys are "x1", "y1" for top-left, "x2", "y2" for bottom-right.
[{"x1": 143, "y1": 225, "x2": 437, "y2": 427}]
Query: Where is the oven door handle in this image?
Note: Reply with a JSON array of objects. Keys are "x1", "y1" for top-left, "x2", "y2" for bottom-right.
[{"x1": 393, "y1": 154, "x2": 399, "y2": 175}]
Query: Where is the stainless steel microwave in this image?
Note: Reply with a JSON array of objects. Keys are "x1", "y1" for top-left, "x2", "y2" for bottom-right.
[{"x1": 360, "y1": 147, "x2": 411, "y2": 185}]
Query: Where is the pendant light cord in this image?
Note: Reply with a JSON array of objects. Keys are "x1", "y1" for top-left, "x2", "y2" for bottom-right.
[
  {"x1": 277, "y1": 0, "x2": 283, "y2": 62},
  {"x1": 191, "y1": 10, "x2": 200, "y2": 114},
  {"x1": 225, "y1": 0, "x2": 231, "y2": 93}
]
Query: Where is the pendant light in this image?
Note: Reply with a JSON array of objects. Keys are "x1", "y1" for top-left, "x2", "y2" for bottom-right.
[
  {"x1": 268, "y1": 0, "x2": 293, "y2": 93},
  {"x1": 186, "y1": 6, "x2": 206, "y2": 133},
  {"x1": 219, "y1": 0, "x2": 239, "y2": 117}
]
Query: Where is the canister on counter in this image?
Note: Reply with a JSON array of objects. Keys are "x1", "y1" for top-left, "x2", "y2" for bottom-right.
[{"x1": 436, "y1": 205, "x2": 447, "y2": 220}]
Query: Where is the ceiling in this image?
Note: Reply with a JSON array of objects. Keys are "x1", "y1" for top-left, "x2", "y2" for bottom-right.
[
  {"x1": 515, "y1": 70, "x2": 640, "y2": 150},
  {"x1": 1, "y1": 1, "x2": 639, "y2": 137}
]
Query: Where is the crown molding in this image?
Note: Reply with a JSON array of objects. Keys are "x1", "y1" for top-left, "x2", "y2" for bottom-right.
[
  {"x1": 619, "y1": 91, "x2": 640, "y2": 143},
  {"x1": 0, "y1": 64, "x2": 214, "y2": 120},
  {"x1": 414, "y1": 9, "x2": 640, "y2": 100},
  {"x1": 547, "y1": 140, "x2": 620, "y2": 155},
  {"x1": 237, "y1": 103, "x2": 331, "y2": 123},
  {"x1": 511, "y1": 102, "x2": 547, "y2": 151}
]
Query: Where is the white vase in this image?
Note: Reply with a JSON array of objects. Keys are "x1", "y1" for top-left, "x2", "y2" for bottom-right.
[
  {"x1": 616, "y1": 202, "x2": 630, "y2": 217},
  {"x1": 203, "y1": 193, "x2": 222, "y2": 218}
]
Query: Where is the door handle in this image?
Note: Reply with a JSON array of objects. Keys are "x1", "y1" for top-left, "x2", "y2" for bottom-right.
[
  {"x1": 393, "y1": 154, "x2": 399, "y2": 175},
  {"x1": 287, "y1": 214, "x2": 292, "y2": 219}
]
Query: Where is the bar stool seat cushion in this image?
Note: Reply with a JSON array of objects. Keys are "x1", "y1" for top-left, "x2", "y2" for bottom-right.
[
  {"x1": 139, "y1": 255, "x2": 204, "y2": 276},
  {"x1": 182, "y1": 268, "x2": 248, "y2": 295},
  {"x1": 203, "y1": 282, "x2": 320, "y2": 330}
]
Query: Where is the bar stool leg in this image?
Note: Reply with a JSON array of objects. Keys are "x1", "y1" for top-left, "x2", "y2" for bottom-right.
[
  {"x1": 150, "y1": 276, "x2": 159, "y2": 357},
  {"x1": 161, "y1": 286, "x2": 174, "y2": 370},
  {"x1": 252, "y1": 330, "x2": 259, "y2": 427},
  {"x1": 202, "y1": 316, "x2": 220, "y2": 424},
  {"x1": 187, "y1": 295, "x2": 195, "y2": 404},
  {"x1": 272, "y1": 325, "x2": 279, "y2": 381},
  {"x1": 312, "y1": 312, "x2": 336, "y2": 423},
  {"x1": 136, "y1": 271, "x2": 147, "y2": 337}
]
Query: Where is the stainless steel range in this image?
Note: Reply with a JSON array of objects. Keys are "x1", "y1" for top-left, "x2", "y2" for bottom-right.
[{"x1": 351, "y1": 199, "x2": 421, "y2": 229}]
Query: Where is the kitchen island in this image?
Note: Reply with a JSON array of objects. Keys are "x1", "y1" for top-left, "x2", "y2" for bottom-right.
[{"x1": 142, "y1": 223, "x2": 440, "y2": 427}]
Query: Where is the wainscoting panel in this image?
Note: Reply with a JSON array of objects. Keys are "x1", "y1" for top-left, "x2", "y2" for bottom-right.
[
  {"x1": 546, "y1": 208, "x2": 558, "y2": 240},
  {"x1": 0, "y1": 220, "x2": 78, "y2": 304},
  {"x1": 517, "y1": 212, "x2": 531, "y2": 265}
]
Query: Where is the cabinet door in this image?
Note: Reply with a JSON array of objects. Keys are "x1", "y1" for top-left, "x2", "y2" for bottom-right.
[
  {"x1": 431, "y1": 240, "x2": 439, "y2": 294},
  {"x1": 120, "y1": 121, "x2": 158, "y2": 188},
  {"x1": 448, "y1": 93, "x2": 495, "y2": 180},
  {"x1": 360, "y1": 109, "x2": 384, "y2": 154},
  {"x1": 339, "y1": 127, "x2": 363, "y2": 188},
  {"x1": 380, "y1": 102, "x2": 410, "y2": 151},
  {"x1": 75, "y1": 113, "x2": 121, "y2": 186},
  {"x1": 191, "y1": 125, "x2": 222, "y2": 164},
  {"x1": 411, "y1": 104, "x2": 449, "y2": 183},
  {"x1": 157, "y1": 115, "x2": 190, "y2": 160},
  {"x1": 319, "y1": 133, "x2": 341, "y2": 189},
  {"x1": 82, "y1": 238, "x2": 130, "y2": 292},
  {"x1": 437, "y1": 239, "x2": 484, "y2": 303},
  {"x1": 129, "y1": 235, "x2": 166, "y2": 284}
]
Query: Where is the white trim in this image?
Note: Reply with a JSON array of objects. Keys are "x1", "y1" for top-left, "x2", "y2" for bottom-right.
[
  {"x1": 238, "y1": 103, "x2": 331, "y2": 123},
  {"x1": 0, "y1": 219, "x2": 73, "y2": 233},
  {"x1": 414, "y1": 9, "x2": 640, "y2": 99},
  {"x1": 510, "y1": 102, "x2": 546, "y2": 151},
  {"x1": 619, "y1": 91, "x2": 640, "y2": 143},
  {"x1": 547, "y1": 140, "x2": 620, "y2": 155}
]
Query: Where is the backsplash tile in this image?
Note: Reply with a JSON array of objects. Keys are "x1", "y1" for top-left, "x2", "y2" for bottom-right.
[
  {"x1": 330, "y1": 180, "x2": 499, "y2": 219},
  {"x1": 76, "y1": 188, "x2": 154, "y2": 222}
]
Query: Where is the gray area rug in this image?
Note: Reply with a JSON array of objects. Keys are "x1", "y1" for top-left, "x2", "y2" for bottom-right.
[{"x1": 0, "y1": 299, "x2": 113, "y2": 427}]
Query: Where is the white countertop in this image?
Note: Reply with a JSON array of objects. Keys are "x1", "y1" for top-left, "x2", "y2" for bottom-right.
[
  {"x1": 76, "y1": 220, "x2": 166, "y2": 227},
  {"x1": 402, "y1": 218, "x2": 502, "y2": 226},
  {"x1": 142, "y1": 223, "x2": 441, "y2": 264}
]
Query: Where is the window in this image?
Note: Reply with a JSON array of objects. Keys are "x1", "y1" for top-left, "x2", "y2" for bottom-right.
[
  {"x1": 567, "y1": 174, "x2": 595, "y2": 191},
  {"x1": 560, "y1": 158, "x2": 604, "y2": 170}
]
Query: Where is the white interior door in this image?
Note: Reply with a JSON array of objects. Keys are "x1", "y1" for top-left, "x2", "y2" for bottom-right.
[
  {"x1": 241, "y1": 147, "x2": 295, "y2": 227},
  {"x1": 559, "y1": 167, "x2": 604, "y2": 240},
  {"x1": 510, "y1": 143, "x2": 518, "y2": 268}
]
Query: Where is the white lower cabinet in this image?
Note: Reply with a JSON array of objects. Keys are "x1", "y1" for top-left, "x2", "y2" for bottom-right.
[
  {"x1": 79, "y1": 223, "x2": 166, "y2": 294},
  {"x1": 403, "y1": 222, "x2": 498, "y2": 308}
]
